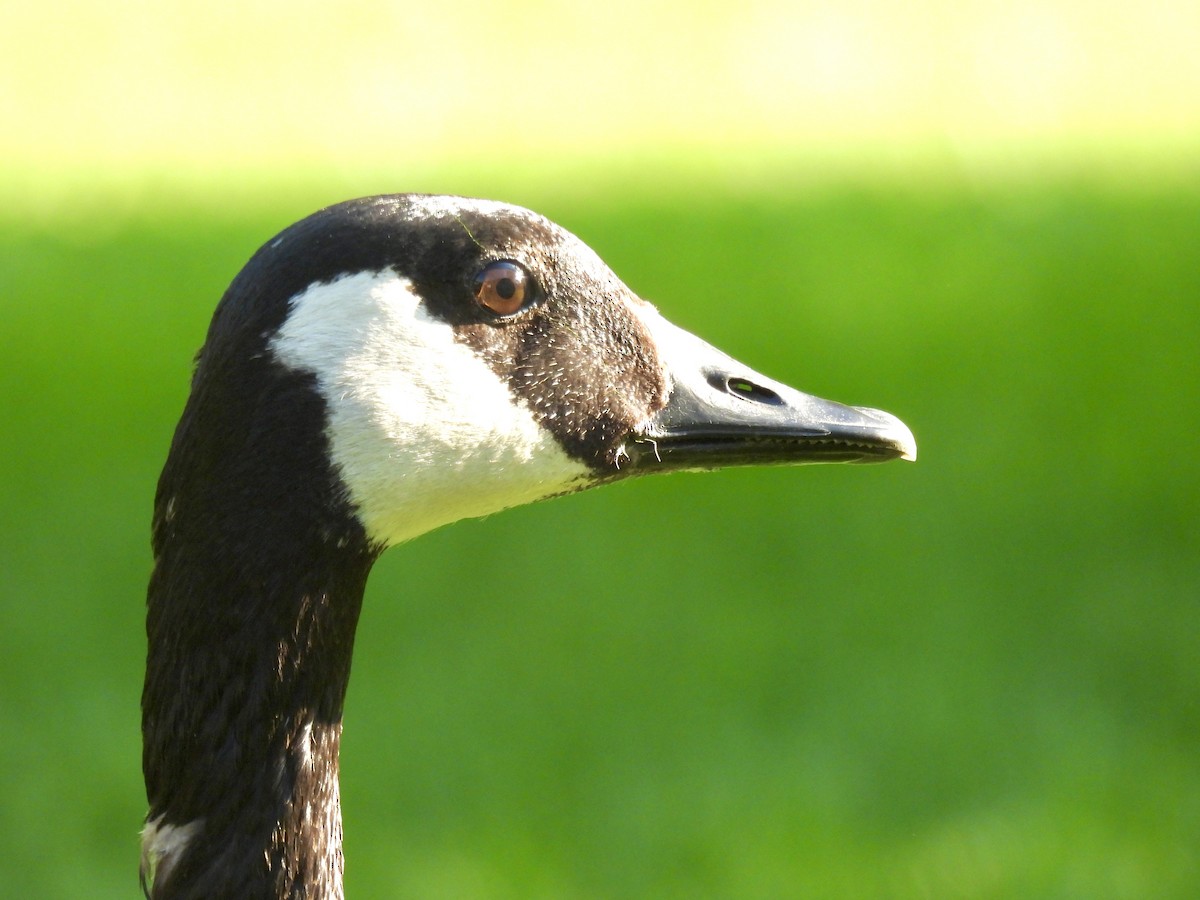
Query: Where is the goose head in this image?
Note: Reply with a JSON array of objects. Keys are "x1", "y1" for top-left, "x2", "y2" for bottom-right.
[{"x1": 141, "y1": 194, "x2": 915, "y2": 898}]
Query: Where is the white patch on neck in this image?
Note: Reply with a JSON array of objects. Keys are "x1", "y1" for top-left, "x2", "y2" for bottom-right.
[
  {"x1": 140, "y1": 815, "x2": 202, "y2": 895},
  {"x1": 270, "y1": 271, "x2": 591, "y2": 546}
]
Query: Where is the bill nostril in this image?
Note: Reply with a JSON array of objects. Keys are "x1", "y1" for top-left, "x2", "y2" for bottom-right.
[{"x1": 707, "y1": 371, "x2": 784, "y2": 405}]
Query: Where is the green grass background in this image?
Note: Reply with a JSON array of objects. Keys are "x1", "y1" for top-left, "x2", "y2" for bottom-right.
[{"x1": 1, "y1": 176, "x2": 1198, "y2": 898}]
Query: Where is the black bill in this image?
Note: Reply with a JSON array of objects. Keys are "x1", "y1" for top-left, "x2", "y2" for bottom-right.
[{"x1": 623, "y1": 308, "x2": 916, "y2": 471}]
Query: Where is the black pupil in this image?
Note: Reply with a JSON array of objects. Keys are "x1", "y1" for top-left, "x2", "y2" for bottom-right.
[{"x1": 496, "y1": 277, "x2": 516, "y2": 300}]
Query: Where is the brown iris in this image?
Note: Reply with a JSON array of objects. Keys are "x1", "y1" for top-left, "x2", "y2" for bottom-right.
[{"x1": 473, "y1": 261, "x2": 530, "y2": 316}]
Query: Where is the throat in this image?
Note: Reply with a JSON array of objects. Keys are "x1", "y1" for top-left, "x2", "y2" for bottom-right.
[{"x1": 142, "y1": 513, "x2": 377, "y2": 899}]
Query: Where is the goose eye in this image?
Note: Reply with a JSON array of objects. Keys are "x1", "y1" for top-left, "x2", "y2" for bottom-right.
[{"x1": 474, "y1": 261, "x2": 531, "y2": 316}]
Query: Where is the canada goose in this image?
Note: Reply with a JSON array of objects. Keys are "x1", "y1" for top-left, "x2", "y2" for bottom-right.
[{"x1": 140, "y1": 194, "x2": 915, "y2": 898}]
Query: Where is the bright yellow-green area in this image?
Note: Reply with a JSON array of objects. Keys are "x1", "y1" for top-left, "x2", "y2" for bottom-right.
[{"x1": 3, "y1": 0, "x2": 1199, "y2": 207}]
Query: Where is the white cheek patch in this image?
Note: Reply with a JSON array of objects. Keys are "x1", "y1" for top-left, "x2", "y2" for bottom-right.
[{"x1": 270, "y1": 271, "x2": 592, "y2": 546}]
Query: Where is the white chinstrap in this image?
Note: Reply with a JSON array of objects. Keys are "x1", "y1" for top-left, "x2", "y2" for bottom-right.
[{"x1": 270, "y1": 272, "x2": 591, "y2": 546}]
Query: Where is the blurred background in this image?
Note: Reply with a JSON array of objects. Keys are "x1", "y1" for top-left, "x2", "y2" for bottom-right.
[{"x1": 2, "y1": 1, "x2": 1198, "y2": 897}]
